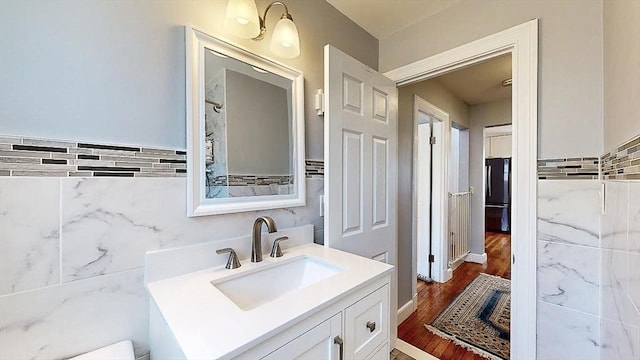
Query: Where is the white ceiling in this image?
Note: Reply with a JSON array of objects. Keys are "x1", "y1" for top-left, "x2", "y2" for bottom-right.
[
  {"x1": 434, "y1": 54, "x2": 512, "y2": 105},
  {"x1": 327, "y1": 0, "x2": 512, "y2": 105},
  {"x1": 326, "y1": 0, "x2": 462, "y2": 39}
]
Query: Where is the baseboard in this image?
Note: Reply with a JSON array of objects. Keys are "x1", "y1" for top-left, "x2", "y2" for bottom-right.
[
  {"x1": 466, "y1": 252, "x2": 488, "y2": 264},
  {"x1": 395, "y1": 339, "x2": 439, "y2": 360},
  {"x1": 397, "y1": 294, "x2": 418, "y2": 325},
  {"x1": 443, "y1": 267, "x2": 453, "y2": 282}
]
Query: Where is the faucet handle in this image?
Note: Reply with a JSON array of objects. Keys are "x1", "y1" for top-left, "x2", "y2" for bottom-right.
[
  {"x1": 270, "y1": 236, "x2": 289, "y2": 258},
  {"x1": 216, "y1": 248, "x2": 241, "y2": 269}
]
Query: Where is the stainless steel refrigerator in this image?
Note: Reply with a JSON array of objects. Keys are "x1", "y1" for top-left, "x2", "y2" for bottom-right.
[{"x1": 485, "y1": 157, "x2": 511, "y2": 233}]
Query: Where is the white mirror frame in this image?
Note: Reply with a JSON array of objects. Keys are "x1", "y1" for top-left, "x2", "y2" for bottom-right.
[{"x1": 185, "y1": 25, "x2": 305, "y2": 217}]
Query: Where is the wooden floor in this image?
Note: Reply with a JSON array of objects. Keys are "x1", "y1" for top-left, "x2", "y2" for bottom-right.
[{"x1": 398, "y1": 232, "x2": 511, "y2": 360}]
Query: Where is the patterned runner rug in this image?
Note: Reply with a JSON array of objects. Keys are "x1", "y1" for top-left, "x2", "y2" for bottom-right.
[{"x1": 425, "y1": 273, "x2": 510, "y2": 359}]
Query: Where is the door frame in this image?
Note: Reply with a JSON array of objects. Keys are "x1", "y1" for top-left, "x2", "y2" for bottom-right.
[
  {"x1": 384, "y1": 20, "x2": 538, "y2": 358},
  {"x1": 413, "y1": 96, "x2": 452, "y2": 284}
]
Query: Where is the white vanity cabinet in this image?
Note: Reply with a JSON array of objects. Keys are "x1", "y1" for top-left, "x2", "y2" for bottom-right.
[
  {"x1": 238, "y1": 279, "x2": 390, "y2": 360},
  {"x1": 146, "y1": 243, "x2": 394, "y2": 360}
]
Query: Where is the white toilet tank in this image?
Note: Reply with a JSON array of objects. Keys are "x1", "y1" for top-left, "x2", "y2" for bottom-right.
[{"x1": 69, "y1": 340, "x2": 135, "y2": 360}]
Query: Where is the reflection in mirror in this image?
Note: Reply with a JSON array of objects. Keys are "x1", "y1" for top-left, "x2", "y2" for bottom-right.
[
  {"x1": 186, "y1": 26, "x2": 305, "y2": 217},
  {"x1": 204, "y1": 50, "x2": 293, "y2": 198}
]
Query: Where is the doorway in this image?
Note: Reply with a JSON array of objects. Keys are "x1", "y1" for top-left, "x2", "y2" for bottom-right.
[
  {"x1": 414, "y1": 97, "x2": 451, "y2": 284},
  {"x1": 386, "y1": 20, "x2": 538, "y2": 359},
  {"x1": 399, "y1": 53, "x2": 513, "y2": 359}
]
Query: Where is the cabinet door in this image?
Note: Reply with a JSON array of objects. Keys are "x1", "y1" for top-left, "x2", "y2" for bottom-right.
[
  {"x1": 484, "y1": 136, "x2": 492, "y2": 158},
  {"x1": 344, "y1": 285, "x2": 389, "y2": 359},
  {"x1": 490, "y1": 135, "x2": 512, "y2": 158},
  {"x1": 366, "y1": 342, "x2": 389, "y2": 360},
  {"x1": 261, "y1": 313, "x2": 342, "y2": 360}
]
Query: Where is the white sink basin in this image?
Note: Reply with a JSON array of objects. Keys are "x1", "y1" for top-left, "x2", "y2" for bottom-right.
[{"x1": 211, "y1": 256, "x2": 343, "y2": 311}]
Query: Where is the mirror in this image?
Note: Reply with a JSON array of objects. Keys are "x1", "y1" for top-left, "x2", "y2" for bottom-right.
[{"x1": 186, "y1": 26, "x2": 305, "y2": 216}]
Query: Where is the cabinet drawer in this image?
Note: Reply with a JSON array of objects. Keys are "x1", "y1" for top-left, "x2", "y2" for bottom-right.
[
  {"x1": 366, "y1": 342, "x2": 389, "y2": 360},
  {"x1": 344, "y1": 284, "x2": 389, "y2": 359},
  {"x1": 261, "y1": 313, "x2": 341, "y2": 360}
]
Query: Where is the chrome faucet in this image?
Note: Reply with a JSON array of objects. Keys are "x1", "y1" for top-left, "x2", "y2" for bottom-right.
[{"x1": 252, "y1": 216, "x2": 277, "y2": 262}]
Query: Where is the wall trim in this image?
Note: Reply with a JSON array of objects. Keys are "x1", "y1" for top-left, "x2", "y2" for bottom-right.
[
  {"x1": 466, "y1": 252, "x2": 488, "y2": 264},
  {"x1": 0, "y1": 134, "x2": 325, "y2": 179},
  {"x1": 384, "y1": 19, "x2": 539, "y2": 359},
  {"x1": 397, "y1": 294, "x2": 418, "y2": 325},
  {"x1": 601, "y1": 133, "x2": 640, "y2": 180},
  {"x1": 537, "y1": 157, "x2": 599, "y2": 180},
  {"x1": 0, "y1": 134, "x2": 186, "y2": 177}
]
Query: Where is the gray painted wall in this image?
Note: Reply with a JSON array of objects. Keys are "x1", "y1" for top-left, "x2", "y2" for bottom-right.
[
  {"x1": 225, "y1": 70, "x2": 290, "y2": 175},
  {"x1": 604, "y1": 0, "x2": 640, "y2": 151},
  {"x1": 0, "y1": 0, "x2": 378, "y2": 160},
  {"x1": 380, "y1": 0, "x2": 603, "y2": 159},
  {"x1": 469, "y1": 99, "x2": 511, "y2": 254}
]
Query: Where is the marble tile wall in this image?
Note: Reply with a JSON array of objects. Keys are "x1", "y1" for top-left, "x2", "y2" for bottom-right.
[
  {"x1": 600, "y1": 180, "x2": 640, "y2": 359},
  {"x1": 537, "y1": 180, "x2": 602, "y2": 359},
  {"x1": 0, "y1": 176, "x2": 324, "y2": 359},
  {"x1": 205, "y1": 69, "x2": 229, "y2": 197}
]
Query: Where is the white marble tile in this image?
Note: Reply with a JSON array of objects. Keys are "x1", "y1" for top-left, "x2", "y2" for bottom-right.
[
  {"x1": 601, "y1": 318, "x2": 640, "y2": 360},
  {"x1": 629, "y1": 181, "x2": 640, "y2": 253},
  {"x1": 602, "y1": 181, "x2": 629, "y2": 251},
  {"x1": 0, "y1": 269, "x2": 147, "y2": 359},
  {"x1": 601, "y1": 249, "x2": 640, "y2": 326},
  {"x1": 0, "y1": 178, "x2": 60, "y2": 295},
  {"x1": 629, "y1": 252, "x2": 640, "y2": 312},
  {"x1": 61, "y1": 178, "x2": 323, "y2": 281},
  {"x1": 204, "y1": 69, "x2": 228, "y2": 190},
  {"x1": 537, "y1": 301, "x2": 599, "y2": 360},
  {"x1": 537, "y1": 180, "x2": 600, "y2": 248},
  {"x1": 537, "y1": 241, "x2": 599, "y2": 315}
]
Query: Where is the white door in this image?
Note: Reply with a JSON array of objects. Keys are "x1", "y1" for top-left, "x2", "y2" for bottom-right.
[
  {"x1": 416, "y1": 122, "x2": 432, "y2": 281},
  {"x1": 323, "y1": 44, "x2": 398, "y2": 343}
]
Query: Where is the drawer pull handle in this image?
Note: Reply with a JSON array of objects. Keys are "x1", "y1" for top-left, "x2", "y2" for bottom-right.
[
  {"x1": 334, "y1": 335, "x2": 344, "y2": 360},
  {"x1": 366, "y1": 321, "x2": 376, "y2": 332}
]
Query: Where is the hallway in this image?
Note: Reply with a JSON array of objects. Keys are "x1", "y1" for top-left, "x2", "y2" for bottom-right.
[{"x1": 398, "y1": 232, "x2": 511, "y2": 359}]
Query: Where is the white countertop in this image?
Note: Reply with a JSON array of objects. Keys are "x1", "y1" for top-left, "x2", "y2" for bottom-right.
[{"x1": 147, "y1": 243, "x2": 393, "y2": 359}]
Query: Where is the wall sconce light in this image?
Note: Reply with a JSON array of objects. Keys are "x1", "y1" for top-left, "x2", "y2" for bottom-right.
[{"x1": 224, "y1": 0, "x2": 300, "y2": 58}]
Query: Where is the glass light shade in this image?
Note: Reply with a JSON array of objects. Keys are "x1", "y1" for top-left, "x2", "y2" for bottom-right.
[
  {"x1": 224, "y1": 0, "x2": 260, "y2": 39},
  {"x1": 269, "y1": 17, "x2": 300, "y2": 58}
]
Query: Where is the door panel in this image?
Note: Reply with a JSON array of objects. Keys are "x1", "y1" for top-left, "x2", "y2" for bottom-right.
[
  {"x1": 372, "y1": 137, "x2": 388, "y2": 228},
  {"x1": 343, "y1": 130, "x2": 364, "y2": 235},
  {"x1": 343, "y1": 74, "x2": 363, "y2": 114}
]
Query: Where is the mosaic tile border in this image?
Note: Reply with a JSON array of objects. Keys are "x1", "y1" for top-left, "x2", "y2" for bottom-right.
[
  {"x1": 0, "y1": 135, "x2": 186, "y2": 177},
  {"x1": 537, "y1": 157, "x2": 599, "y2": 180},
  {"x1": 306, "y1": 159, "x2": 324, "y2": 178},
  {"x1": 601, "y1": 133, "x2": 640, "y2": 180},
  {"x1": 0, "y1": 135, "x2": 327, "y2": 179},
  {"x1": 228, "y1": 174, "x2": 293, "y2": 186},
  {"x1": 206, "y1": 175, "x2": 294, "y2": 187}
]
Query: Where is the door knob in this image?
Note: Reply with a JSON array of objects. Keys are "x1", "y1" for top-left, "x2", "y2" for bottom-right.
[{"x1": 366, "y1": 321, "x2": 376, "y2": 332}]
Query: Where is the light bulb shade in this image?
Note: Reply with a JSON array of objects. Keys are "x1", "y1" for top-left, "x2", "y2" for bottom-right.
[
  {"x1": 269, "y1": 17, "x2": 300, "y2": 58},
  {"x1": 224, "y1": 0, "x2": 260, "y2": 39}
]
